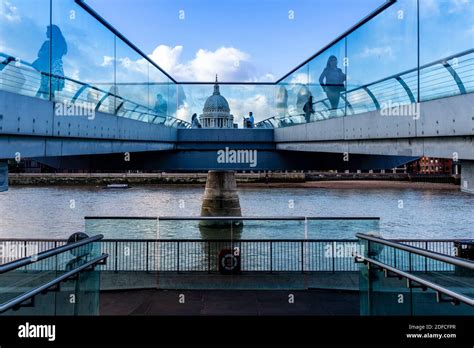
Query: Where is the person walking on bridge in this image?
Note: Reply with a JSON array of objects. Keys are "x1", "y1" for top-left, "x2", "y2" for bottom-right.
[{"x1": 319, "y1": 55, "x2": 346, "y2": 117}]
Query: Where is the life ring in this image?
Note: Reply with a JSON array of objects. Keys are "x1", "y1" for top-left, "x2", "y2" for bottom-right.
[{"x1": 218, "y1": 248, "x2": 241, "y2": 275}]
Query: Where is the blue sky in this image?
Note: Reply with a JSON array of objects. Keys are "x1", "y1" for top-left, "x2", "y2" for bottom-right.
[
  {"x1": 85, "y1": 0, "x2": 386, "y2": 81},
  {"x1": 0, "y1": 0, "x2": 472, "y2": 122}
]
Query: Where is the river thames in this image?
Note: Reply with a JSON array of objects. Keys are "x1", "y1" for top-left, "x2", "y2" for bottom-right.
[{"x1": 0, "y1": 184, "x2": 472, "y2": 240}]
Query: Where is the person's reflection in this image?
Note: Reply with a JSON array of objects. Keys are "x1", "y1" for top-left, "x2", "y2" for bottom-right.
[
  {"x1": 303, "y1": 95, "x2": 315, "y2": 123},
  {"x1": 108, "y1": 85, "x2": 120, "y2": 115},
  {"x1": 154, "y1": 93, "x2": 168, "y2": 118},
  {"x1": 33, "y1": 25, "x2": 68, "y2": 99},
  {"x1": 276, "y1": 85, "x2": 288, "y2": 117},
  {"x1": 319, "y1": 55, "x2": 346, "y2": 117}
]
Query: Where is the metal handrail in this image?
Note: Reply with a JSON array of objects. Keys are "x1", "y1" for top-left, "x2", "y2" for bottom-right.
[
  {"x1": 356, "y1": 233, "x2": 474, "y2": 269},
  {"x1": 0, "y1": 53, "x2": 191, "y2": 129},
  {"x1": 0, "y1": 237, "x2": 459, "y2": 243},
  {"x1": 0, "y1": 234, "x2": 104, "y2": 274},
  {"x1": 354, "y1": 253, "x2": 474, "y2": 306},
  {"x1": 0, "y1": 253, "x2": 108, "y2": 314},
  {"x1": 84, "y1": 216, "x2": 380, "y2": 221},
  {"x1": 256, "y1": 49, "x2": 474, "y2": 128}
]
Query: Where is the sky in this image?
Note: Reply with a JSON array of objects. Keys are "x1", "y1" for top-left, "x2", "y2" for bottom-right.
[
  {"x1": 85, "y1": 0, "x2": 386, "y2": 82},
  {"x1": 0, "y1": 0, "x2": 472, "y2": 123}
]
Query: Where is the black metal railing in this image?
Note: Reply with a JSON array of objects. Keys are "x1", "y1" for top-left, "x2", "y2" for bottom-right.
[{"x1": 0, "y1": 238, "x2": 457, "y2": 273}]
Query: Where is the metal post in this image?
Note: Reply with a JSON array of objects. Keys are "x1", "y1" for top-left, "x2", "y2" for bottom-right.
[
  {"x1": 301, "y1": 241, "x2": 304, "y2": 273},
  {"x1": 146, "y1": 241, "x2": 149, "y2": 272},
  {"x1": 207, "y1": 241, "x2": 211, "y2": 274},
  {"x1": 114, "y1": 241, "x2": 118, "y2": 273},
  {"x1": 270, "y1": 241, "x2": 273, "y2": 274},
  {"x1": 177, "y1": 241, "x2": 180, "y2": 273},
  {"x1": 332, "y1": 241, "x2": 336, "y2": 273},
  {"x1": 424, "y1": 241, "x2": 428, "y2": 273}
]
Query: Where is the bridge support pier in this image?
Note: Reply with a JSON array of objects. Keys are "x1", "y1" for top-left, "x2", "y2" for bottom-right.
[
  {"x1": 200, "y1": 170, "x2": 242, "y2": 229},
  {"x1": 461, "y1": 161, "x2": 474, "y2": 194},
  {"x1": 0, "y1": 160, "x2": 8, "y2": 192}
]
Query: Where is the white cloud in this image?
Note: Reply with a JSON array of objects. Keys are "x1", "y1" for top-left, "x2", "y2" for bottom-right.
[
  {"x1": 449, "y1": 0, "x2": 471, "y2": 13},
  {"x1": 0, "y1": 0, "x2": 21, "y2": 23},
  {"x1": 229, "y1": 94, "x2": 273, "y2": 124},
  {"x1": 290, "y1": 73, "x2": 309, "y2": 85},
  {"x1": 101, "y1": 55, "x2": 114, "y2": 67},
  {"x1": 419, "y1": 0, "x2": 440, "y2": 16},
  {"x1": 148, "y1": 44, "x2": 265, "y2": 82},
  {"x1": 420, "y1": 0, "x2": 472, "y2": 16}
]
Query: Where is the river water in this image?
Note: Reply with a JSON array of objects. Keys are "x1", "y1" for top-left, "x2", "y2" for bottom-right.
[{"x1": 0, "y1": 185, "x2": 472, "y2": 240}]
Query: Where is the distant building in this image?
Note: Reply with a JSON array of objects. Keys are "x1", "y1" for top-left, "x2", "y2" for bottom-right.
[
  {"x1": 408, "y1": 157, "x2": 453, "y2": 174},
  {"x1": 200, "y1": 76, "x2": 234, "y2": 128}
]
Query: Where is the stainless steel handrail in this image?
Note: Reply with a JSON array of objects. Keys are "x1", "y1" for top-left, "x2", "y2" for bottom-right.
[
  {"x1": 256, "y1": 49, "x2": 474, "y2": 128},
  {"x1": 356, "y1": 233, "x2": 474, "y2": 269},
  {"x1": 354, "y1": 253, "x2": 474, "y2": 306},
  {"x1": 84, "y1": 216, "x2": 380, "y2": 221},
  {"x1": 0, "y1": 253, "x2": 108, "y2": 313},
  {"x1": 0, "y1": 234, "x2": 104, "y2": 274}
]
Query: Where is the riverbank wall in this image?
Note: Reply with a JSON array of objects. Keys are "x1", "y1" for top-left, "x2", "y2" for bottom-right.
[{"x1": 7, "y1": 172, "x2": 459, "y2": 186}]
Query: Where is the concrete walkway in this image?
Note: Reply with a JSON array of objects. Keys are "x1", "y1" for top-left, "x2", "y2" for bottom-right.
[{"x1": 100, "y1": 289, "x2": 359, "y2": 316}]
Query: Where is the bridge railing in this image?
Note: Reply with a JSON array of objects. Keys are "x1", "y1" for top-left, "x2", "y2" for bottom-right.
[
  {"x1": 0, "y1": 0, "x2": 190, "y2": 129},
  {"x1": 0, "y1": 234, "x2": 107, "y2": 315},
  {"x1": 356, "y1": 233, "x2": 474, "y2": 315},
  {"x1": 0, "y1": 238, "x2": 456, "y2": 273},
  {"x1": 256, "y1": 49, "x2": 474, "y2": 129},
  {"x1": 0, "y1": 52, "x2": 190, "y2": 129},
  {"x1": 257, "y1": 0, "x2": 474, "y2": 129}
]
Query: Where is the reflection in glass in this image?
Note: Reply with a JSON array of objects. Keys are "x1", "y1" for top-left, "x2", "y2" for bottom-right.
[{"x1": 319, "y1": 55, "x2": 346, "y2": 117}]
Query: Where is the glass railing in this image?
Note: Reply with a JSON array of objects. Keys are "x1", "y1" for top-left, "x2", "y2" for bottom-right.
[
  {"x1": 0, "y1": 234, "x2": 106, "y2": 315},
  {"x1": 177, "y1": 83, "x2": 277, "y2": 128},
  {"x1": 2, "y1": 0, "x2": 471, "y2": 130},
  {"x1": 83, "y1": 216, "x2": 380, "y2": 273},
  {"x1": 256, "y1": 0, "x2": 474, "y2": 128},
  {"x1": 356, "y1": 233, "x2": 474, "y2": 316},
  {"x1": 0, "y1": 0, "x2": 190, "y2": 128}
]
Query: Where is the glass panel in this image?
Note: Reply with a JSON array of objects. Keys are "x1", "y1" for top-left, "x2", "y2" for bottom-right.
[
  {"x1": 419, "y1": 0, "x2": 474, "y2": 100},
  {"x1": 149, "y1": 62, "x2": 172, "y2": 124},
  {"x1": 177, "y1": 84, "x2": 276, "y2": 128},
  {"x1": 308, "y1": 39, "x2": 346, "y2": 120},
  {"x1": 0, "y1": 0, "x2": 51, "y2": 99},
  {"x1": 0, "y1": 239, "x2": 102, "y2": 315},
  {"x1": 347, "y1": 0, "x2": 419, "y2": 115},
  {"x1": 358, "y1": 237, "x2": 474, "y2": 316},
  {"x1": 85, "y1": 217, "x2": 159, "y2": 239},
  {"x1": 51, "y1": 0, "x2": 115, "y2": 112},
  {"x1": 277, "y1": 64, "x2": 309, "y2": 126},
  {"x1": 115, "y1": 37, "x2": 149, "y2": 119}
]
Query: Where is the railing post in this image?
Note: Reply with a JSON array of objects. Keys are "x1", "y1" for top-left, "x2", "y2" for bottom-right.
[
  {"x1": 270, "y1": 241, "x2": 273, "y2": 274},
  {"x1": 114, "y1": 241, "x2": 118, "y2": 273},
  {"x1": 424, "y1": 241, "x2": 428, "y2": 273},
  {"x1": 393, "y1": 247, "x2": 397, "y2": 268},
  {"x1": 301, "y1": 241, "x2": 304, "y2": 274},
  {"x1": 177, "y1": 241, "x2": 180, "y2": 274},
  {"x1": 146, "y1": 241, "x2": 149, "y2": 272},
  {"x1": 207, "y1": 241, "x2": 211, "y2": 274},
  {"x1": 332, "y1": 241, "x2": 336, "y2": 273}
]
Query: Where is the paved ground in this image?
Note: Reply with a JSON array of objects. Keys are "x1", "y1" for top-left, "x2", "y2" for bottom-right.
[
  {"x1": 100, "y1": 289, "x2": 359, "y2": 316},
  {"x1": 100, "y1": 271, "x2": 360, "y2": 291}
]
